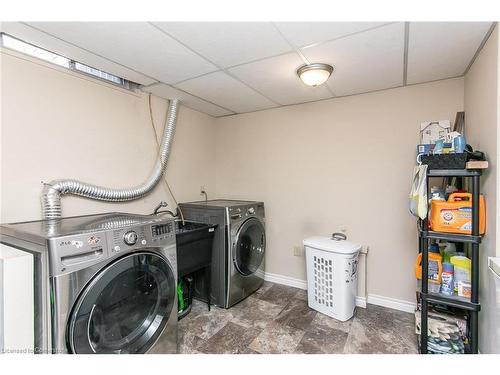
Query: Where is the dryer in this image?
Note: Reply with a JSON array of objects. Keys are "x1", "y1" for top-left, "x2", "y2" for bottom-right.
[
  {"x1": 0, "y1": 212, "x2": 178, "y2": 354},
  {"x1": 178, "y1": 200, "x2": 265, "y2": 308}
]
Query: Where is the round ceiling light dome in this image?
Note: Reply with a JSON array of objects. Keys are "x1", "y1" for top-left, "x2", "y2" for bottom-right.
[{"x1": 297, "y1": 63, "x2": 333, "y2": 87}]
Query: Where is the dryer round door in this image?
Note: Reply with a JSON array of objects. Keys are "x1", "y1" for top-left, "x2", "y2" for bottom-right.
[
  {"x1": 233, "y1": 218, "x2": 266, "y2": 276},
  {"x1": 68, "y1": 252, "x2": 175, "y2": 354}
]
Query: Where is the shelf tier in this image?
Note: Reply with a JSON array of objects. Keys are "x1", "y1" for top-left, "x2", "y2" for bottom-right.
[
  {"x1": 421, "y1": 292, "x2": 481, "y2": 312},
  {"x1": 419, "y1": 230, "x2": 482, "y2": 244},
  {"x1": 426, "y1": 169, "x2": 482, "y2": 177}
]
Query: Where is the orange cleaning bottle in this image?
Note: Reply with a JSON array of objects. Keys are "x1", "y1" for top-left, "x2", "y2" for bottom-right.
[
  {"x1": 415, "y1": 244, "x2": 443, "y2": 287},
  {"x1": 430, "y1": 192, "x2": 486, "y2": 235}
]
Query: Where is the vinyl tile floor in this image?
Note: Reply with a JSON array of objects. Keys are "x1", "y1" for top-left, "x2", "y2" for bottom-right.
[{"x1": 178, "y1": 282, "x2": 418, "y2": 354}]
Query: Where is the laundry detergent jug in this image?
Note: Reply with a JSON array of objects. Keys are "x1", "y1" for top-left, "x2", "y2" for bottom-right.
[
  {"x1": 430, "y1": 192, "x2": 485, "y2": 235},
  {"x1": 415, "y1": 244, "x2": 443, "y2": 288}
]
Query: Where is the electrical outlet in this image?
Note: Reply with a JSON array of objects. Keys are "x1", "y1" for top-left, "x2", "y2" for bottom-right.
[
  {"x1": 340, "y1": 225, "x2": 347, "y2": 234},
  {"x1": 200, "y1": 185, "x2": 206, "y2": 194},
  {"x1": 293, "y1": 245, "x2": 304, "y2": 257}
]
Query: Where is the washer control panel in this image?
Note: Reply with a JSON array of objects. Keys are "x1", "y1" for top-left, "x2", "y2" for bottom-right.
[
  {"x1": 110, "y1": 222, "x2": 174, "y2": 252},
  {"x1": 151, "y1": 222, "x2": 174, "y2": 242},
  {"x1": 228, "y1": 205, "x2": 263, "y2": 221},
  {"x1": 48, "y1": 231, "x2": 108, "y2": 276},
  {"x1": 151, "y1": 222, "x2": 173, "y2": 236},
  {"x1": 111, "y1": 226, "x2": 147, "y2": 253},
  {"x1": 123, "y1": 230, "x2": 138, "y2": 246},
  {"x1": 47, "y1": 216, "x2": 177, "y2": 276}
]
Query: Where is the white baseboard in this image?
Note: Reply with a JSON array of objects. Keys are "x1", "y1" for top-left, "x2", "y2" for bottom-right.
[
  {"x1": 355, "y1": 296, "x2": 367, "y2": 308},
  {"x1": 263, "y1": 271, "x2": 307, "y2": 290},
  {"x1": 367, "y1": 294, "x2": 416, "y2": 313},
  {"x1": 263, "y1": 272, "x2": 415, "y2": 313}
]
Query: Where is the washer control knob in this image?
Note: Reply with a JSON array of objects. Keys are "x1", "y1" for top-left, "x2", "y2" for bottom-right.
[
  {"x1": 123, "y1": 231, "x2": 138, "y2": 246},
  {"x1": 141, "y1": 239, "x2": 147, "y2": 245},
  {"x1": 247, "y1": 207, "x2": 255, "y2": 215}
]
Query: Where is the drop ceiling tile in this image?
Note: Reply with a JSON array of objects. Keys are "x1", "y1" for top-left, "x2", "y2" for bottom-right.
[
  {"x1": 175, "y1": 71, "x2": 277, "y2": 113},
  {"x1": 275, "y1": 22, "x2": 391, "y2": 47},
  {"x1": 301, "y1": 22, "x2": 405, "y2": 96},
  {"x1": 144, "y1": 84, "x2": 234, "y2": 117},
  {"x1": 407, "y1": 22, "x2": 493, "y2": 84},
  {"x1": 0, "y1": 22, "x2": 156, "y2": 85},
  {"x1": 152, "y1": 22, "x2": 292, "y2": 68},
  {"x1": 229, "y1": 52, "x2": 332, "y2": 105},
  {"x1": 26, "y1": 22, "x2": 218, "y2": 84}
]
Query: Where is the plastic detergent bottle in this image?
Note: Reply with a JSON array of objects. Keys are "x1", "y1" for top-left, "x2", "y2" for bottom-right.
[
  {"x1": 415, "y1": 244, "x2": 443, "y2": 292},
  {"x1": 441, "y1": 263, "x2": 454, "y2": 296},
  {"x1": 450, "y1": 256, "x2": 471, "y2": 293},
  {"x1": 428, "y1": 187, "x2": 446, "y2": 224},
  {"x1": 430, "y1": 193, "x2": 486, "y2": 235}
]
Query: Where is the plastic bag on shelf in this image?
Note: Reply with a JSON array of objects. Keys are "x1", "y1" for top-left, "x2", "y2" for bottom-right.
[
  {"x1": 409, "y1": 165, "x2": 428, "y2": 220},
  {"x1": 415, "y1": 308, "x2": 467, "y2": 354}
]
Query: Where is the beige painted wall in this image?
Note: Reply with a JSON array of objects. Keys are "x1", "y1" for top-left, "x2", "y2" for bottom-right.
[
  {"x1": 215, "y1": 78, "x2": 465, "y2": 303},
  {"x1": 464, "y1": 26, "x2": 500, "y2": 354},
  {"x1": 0, "y1": 48, "x2": 216, "y2": 349},
  {"x1": 0, "y1": 49, "x2": 216, "y2": 223}
]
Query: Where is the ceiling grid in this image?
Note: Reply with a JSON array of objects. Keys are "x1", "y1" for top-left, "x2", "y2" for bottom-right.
[
  {"x1": 150, "y1": 22, "x2": 281, "y2": 110},
  {"x1": 0, "y1": 21, "x2": 494, "y2": 117},
  {"x1": 403, "y1": 22, "x2": 410, "y2": 86}
]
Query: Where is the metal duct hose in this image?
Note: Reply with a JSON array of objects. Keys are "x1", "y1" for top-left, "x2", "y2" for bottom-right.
[{"x1": 41, "y1": 99, "x2": 179, "y2": 219}]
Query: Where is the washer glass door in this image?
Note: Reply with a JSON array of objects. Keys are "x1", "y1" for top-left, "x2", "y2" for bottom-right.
[
  {"x1": 68, "y1": 252, "x2": 175, "y2": 354},
  {"x1": 234, "y1": 218, "x2": 266, "y2": 276}
]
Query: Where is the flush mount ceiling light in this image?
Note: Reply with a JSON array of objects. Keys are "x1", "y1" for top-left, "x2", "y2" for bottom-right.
[{"x1": 297, "y1": 63, "x2": 333, "y2": 87}]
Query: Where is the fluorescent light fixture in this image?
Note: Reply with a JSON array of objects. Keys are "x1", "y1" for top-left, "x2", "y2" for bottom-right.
[
  {"x1": 1, "y1": 33, "x2": 70, "y2": 68},
  {"x1": 297, "y1": 63, "x2": 333, "y2": 87}
]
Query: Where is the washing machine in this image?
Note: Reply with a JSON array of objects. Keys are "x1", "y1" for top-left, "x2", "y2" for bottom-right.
[
  {"x1": 178, "y1": 200, "x2": 265, "y2": 308},
  {"x1": 0, "y1": 212, "x2": 178, "y2": 354}
]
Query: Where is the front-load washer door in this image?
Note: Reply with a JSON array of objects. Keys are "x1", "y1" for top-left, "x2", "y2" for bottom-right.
[
  {"x1": 233, "y1": 218, "x2": 266, "y2": 276},
  {"x1": 68, "y1": 251, "x2": 175, "y2": 354}
]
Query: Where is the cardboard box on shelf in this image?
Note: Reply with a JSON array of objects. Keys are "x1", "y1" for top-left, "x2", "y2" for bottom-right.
[{"x1": 420, "y1": 120, "x2": 451, "y2": 144}]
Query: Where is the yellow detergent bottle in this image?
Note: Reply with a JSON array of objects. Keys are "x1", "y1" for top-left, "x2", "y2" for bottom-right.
[{"x1": 450, "y1": 256, "x2": 471, "y2": 294}]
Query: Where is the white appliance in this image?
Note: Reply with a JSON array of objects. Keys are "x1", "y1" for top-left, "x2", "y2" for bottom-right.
[{"x1": 304, "y1": 233, "x2": 361, "y2": 321}]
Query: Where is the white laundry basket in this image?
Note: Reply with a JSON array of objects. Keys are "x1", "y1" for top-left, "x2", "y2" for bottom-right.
[{"x1": 304, "y1": 234, "x2": 361, "y2": 321}]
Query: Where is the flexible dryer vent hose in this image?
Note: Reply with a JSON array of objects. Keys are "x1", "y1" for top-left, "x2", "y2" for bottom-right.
[{"x1": 41, "y1": 99, "x2": 180, "y2": 219}]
